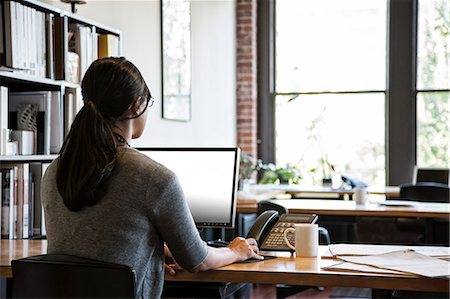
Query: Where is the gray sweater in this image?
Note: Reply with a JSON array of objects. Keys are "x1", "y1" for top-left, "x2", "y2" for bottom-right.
[{"x1": 42, "y1": 147, "x2": 208, "y2": 298}]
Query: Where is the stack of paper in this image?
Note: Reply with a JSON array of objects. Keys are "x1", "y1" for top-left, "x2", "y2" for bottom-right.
[
  {"x1": 323, "y1": 244, "x2": 450, "y2": 278},
  {"x1": 327, "y1": 243, "x2": 450, "y2": 258}
]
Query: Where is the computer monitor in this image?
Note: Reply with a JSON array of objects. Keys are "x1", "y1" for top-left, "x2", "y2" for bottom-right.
[
  {"x1": 413, "y1": 166, "x2": 450, "y2": 185},
  {"x1": 136, "y1": 148, "x2": 240, "y2": 228}
]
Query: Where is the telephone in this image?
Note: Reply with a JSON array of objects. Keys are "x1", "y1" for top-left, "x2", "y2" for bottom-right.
[
  {"x1": 341, "y1": 175, "x2": 368, "y2": 188},
  {"x1": 247, "y1": 211, "x2": 318, "y2": 251}
]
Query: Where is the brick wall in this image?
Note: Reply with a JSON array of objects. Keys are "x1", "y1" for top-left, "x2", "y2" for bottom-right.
[{"x1": 236, "y1": 0, "x2": 258, "y2": 160}]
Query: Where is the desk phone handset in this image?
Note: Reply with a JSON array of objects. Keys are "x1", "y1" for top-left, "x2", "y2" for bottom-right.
[{"x1": 247, "y1": 212, "x2": 318, "y2": 251}]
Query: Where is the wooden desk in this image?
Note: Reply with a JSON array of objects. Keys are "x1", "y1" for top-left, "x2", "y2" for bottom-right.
[
  {"x1": 243, "y1": 184, "x2": 401, "y2": 200},
  {"x1": 0, "y1": 240, "x2": 47, "y2": 278},
  {"x1": 237, "y1": 199, "x2": 450, "y2": 219},
  {"x1": 1, "y1": 240, "x2": 449, "y2": 295},
  {"x1": 166, "y1": 247, "x2": 449, "y2": 295},
  {"x1": 281, "y1": 185, "x2": 400, "y2": 199}
]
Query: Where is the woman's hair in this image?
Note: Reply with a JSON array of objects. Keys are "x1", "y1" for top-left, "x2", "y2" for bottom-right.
[{"x1": 56, "y1": 57, "x2": 151, "y2": 211}]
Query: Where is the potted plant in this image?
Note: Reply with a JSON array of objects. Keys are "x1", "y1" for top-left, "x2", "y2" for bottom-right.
[
  {"x1": 305, "y1": 108, "x2": 336, "y2": 186},
  {"x1": 257, "y1": 161, "x2": 301, "y2": 185},
  {"x1": 239, "y1": 151, "x2": 257, "y2": 191}
]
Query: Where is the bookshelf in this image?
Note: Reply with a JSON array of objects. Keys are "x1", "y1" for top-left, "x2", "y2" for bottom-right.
[{"x1": 0, "y1": 0, "x2": 121, "y2": 239}]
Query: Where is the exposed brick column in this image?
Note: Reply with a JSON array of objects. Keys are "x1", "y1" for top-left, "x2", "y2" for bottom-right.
[{"x1": 236, "y1": 0, "x2": 258, "y2": 159}]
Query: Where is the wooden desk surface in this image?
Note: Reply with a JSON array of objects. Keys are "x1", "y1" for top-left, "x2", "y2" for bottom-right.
[
  {"x1": 245, "y1": 184, "x2": 401, "y2": 198},
  {"x1": 237, "y1": 199, "x2": 450, "y2": 218},
  {"x1": 1, "y1": 240, "x2": 448, "y2": 293},
  {"x1": 165, "y1": 247, "x2": 449, "y2": 293},
  {"x1": 0, "y1": 240, "x2": 48, "y2": 278},
  {"x1": 282, "y1": 185, "x2": 400, "y2": 197}
]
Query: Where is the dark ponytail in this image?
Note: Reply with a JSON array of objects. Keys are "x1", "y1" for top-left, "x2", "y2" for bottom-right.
[{"x1": 56, "y1": 57, "x2": 150, "y2": 211}]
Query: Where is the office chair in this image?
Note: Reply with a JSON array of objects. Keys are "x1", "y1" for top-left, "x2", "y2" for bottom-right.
[
  {"x1": 413, "y1": 167, "x2": 450, "y2": 185},
  {"x1": 399, "y1": 182, "x2": 450, "y2": 203},
  {"x1": 11, "y1": 254, "x2": 136, "y2": 298},
  {"x1": 399, "y1": 182, "x2": 449, "y2": 245},
  {"x1": 258, "y1": 200, "x2": 331, "y2": 244},
  {"x1": 356, "y1": 183, "x2": 450, "y2": 245}
]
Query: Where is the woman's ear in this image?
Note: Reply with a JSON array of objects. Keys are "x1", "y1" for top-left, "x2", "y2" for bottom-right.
[{"x1": 130, "y1": 97, "x2": 145, "y2": 117}]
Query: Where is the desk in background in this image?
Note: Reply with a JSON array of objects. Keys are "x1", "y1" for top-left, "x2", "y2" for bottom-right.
[
  {"x1": 240, "y1": 184, "x2": 400, "y2": 201},
  {"x1": 237, "y1": 198, "x2": 450, "y2": 218},
  {"x1": 1, "y1": 240, "x2": 448, "y2": 298},
  {"x1": 237, "y1": 199, "x2": 450, "y2": 245},
  {"x1": 277, "y1": 185, "x2": 400, "y2": 199}
]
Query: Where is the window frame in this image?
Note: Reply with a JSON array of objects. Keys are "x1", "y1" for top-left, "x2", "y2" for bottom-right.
[{"x1": 257, "y1": 0, "x2": 447, "y2": 185}]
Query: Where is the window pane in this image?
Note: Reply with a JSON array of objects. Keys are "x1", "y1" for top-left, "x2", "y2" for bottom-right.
[
  {"x1": 417, "y1": 0, "x2": 450, "y2": 90},
  {"x1": 276, "y1": 0, "x2": 387, "y2": 92},
  {"x1": 417, "y1": 92, "x2": 450, "y2": 167},
  {"x1": 275, "y1": 93, "x2": 385, "y2": 186}
]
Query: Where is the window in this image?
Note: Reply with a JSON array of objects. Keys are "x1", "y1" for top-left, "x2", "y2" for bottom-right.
[
  {"x1": 274, "y1": 0, "x2": 387, "y2": 186},
  {"x1": 416, "y1": 0, "x2": 450, "y2": 167}
]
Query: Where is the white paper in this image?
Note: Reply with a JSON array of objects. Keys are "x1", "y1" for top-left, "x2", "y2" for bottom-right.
[
  {"x1": 378, "y1": 200, "x2": 417, "y2": 207},
  {"x1": 323, "y1": 261, "x2": 409, "y2": 275},
  {"x1": 328, "y1": 244, "x2": 450, "y2": 258},
  {"x1": 338, "y1": 250, "x2": 450, "y2": 278}
]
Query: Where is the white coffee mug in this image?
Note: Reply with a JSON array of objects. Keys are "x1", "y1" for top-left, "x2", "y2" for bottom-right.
[
  {"x1": 283, "y1": 223, "x2": 318, "y2": 257},
  {"x1": 353, "y1": 187, "x2": 367, "y2": 205}
]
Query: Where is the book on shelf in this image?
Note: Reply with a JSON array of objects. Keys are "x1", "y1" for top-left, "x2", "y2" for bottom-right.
[
  {"x1": 63, "y1": 91, "x2": 74, "y2": 137},
  {"x1": 63, "y1": 88, "x2": 84, "y2": 136},
  {"x1": 40, "y1": 162, "x2": 50, "y2": 237},
  {"x1": 1, "y1": 1, "x2": 53, "y2": 78},
  {"x1": 0, "y1": 172, "x2": 1, "y2": 238},
  {"x1": 35, "y1": 9, "x2": 47, "y2": 78},
  {"x1": 0, "y1": 86, "x2": 8, "y2": 155},
  {"x1": 0, "y1": 163, "x2": 29, "y2": 239},
  {"x1": 1, "y1": 168, "x2": 14, "y2": 239},
  {"x1": 45, "y1": 13, "x2": 55, "y2": 79},
  {"x1": 2, "y1": 1, "x2": 19, "y2": 70},
  {"x1": 0, "y1": 2, "x2": 4, "y2": 55},
  {"x1": 28, "y1": 170, "x2": 34, "y2": 237},
  {"x1": 29, "y1": 163, "x2": 49, "y2": 237},
  {"x1": 74, "y1": 87, "x2": 84, "y2": 113},
  {"x1": 0, "y1": 162, "x2": 50, "y2": 239},
  {"x1": 68, "y1": 23, "x2": 98, "y2": 83},
  {"x1": 98, "y1": 34, "x2": 120, "y2": 59},
  {"x1": 50, "y1": 91, "x2": 63, "y2": 153},
  {"x1": 53, "y1": 14, "x2": 66, "y2": 80},
  {"x1": 1, "y1": 1, "x2": 119, "y2": 81}
]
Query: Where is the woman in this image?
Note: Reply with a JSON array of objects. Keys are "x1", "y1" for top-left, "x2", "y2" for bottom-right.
[{"x1": 42, "y1": 57, "x2": 262, "y2": 298}]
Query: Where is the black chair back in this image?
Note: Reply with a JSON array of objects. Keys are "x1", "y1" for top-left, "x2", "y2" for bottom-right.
[
  {"x1": 399, "y1": 182, "x2": 450, "y2": 203},
  {"x1": 12, "y1": 254, "x2": 136, "y2": 298},
  {"x1": 414, "y1": 167, "x2": 449, "y2": 185}
]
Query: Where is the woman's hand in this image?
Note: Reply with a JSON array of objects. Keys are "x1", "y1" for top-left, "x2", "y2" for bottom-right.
[
  {"x1": 192, "y1": 237, "x2": 263, "y2": 272},
  {"x1": 228, "y1": 237, "x2": 263, "y2": 261},
  {"x1": 165, "y1": 262, "x2": 179, "y2": 276},
  {"x1": 164, "y1": 244, "x2": 181, "y2": 275}
]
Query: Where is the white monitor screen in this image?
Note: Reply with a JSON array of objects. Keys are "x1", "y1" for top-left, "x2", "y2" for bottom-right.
[{"x1": 137, "y1": 148, "x2": 240, "y2": 228}]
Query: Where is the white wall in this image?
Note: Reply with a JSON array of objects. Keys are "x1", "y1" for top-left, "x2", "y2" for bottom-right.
[{"x1": 41, "y1": 0, "x2": 237, "y2": 147}]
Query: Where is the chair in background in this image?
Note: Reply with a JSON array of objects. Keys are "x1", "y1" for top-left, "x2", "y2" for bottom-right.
[
  {"x1": 356, "y1": 183, "x2": 450, "y2": 245},
  {"x1": 12, "y1": 254, "x2": 136, "y2": 298},
  {"x1": 413, "y1": 167, "x2": 450, "y2": 185},
  {"x1": 399, "y1": 182, "x2": 449, "y2": 245},
  {"x1": 399, "y1": 182, "x2": 450, "y2": 203}
]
